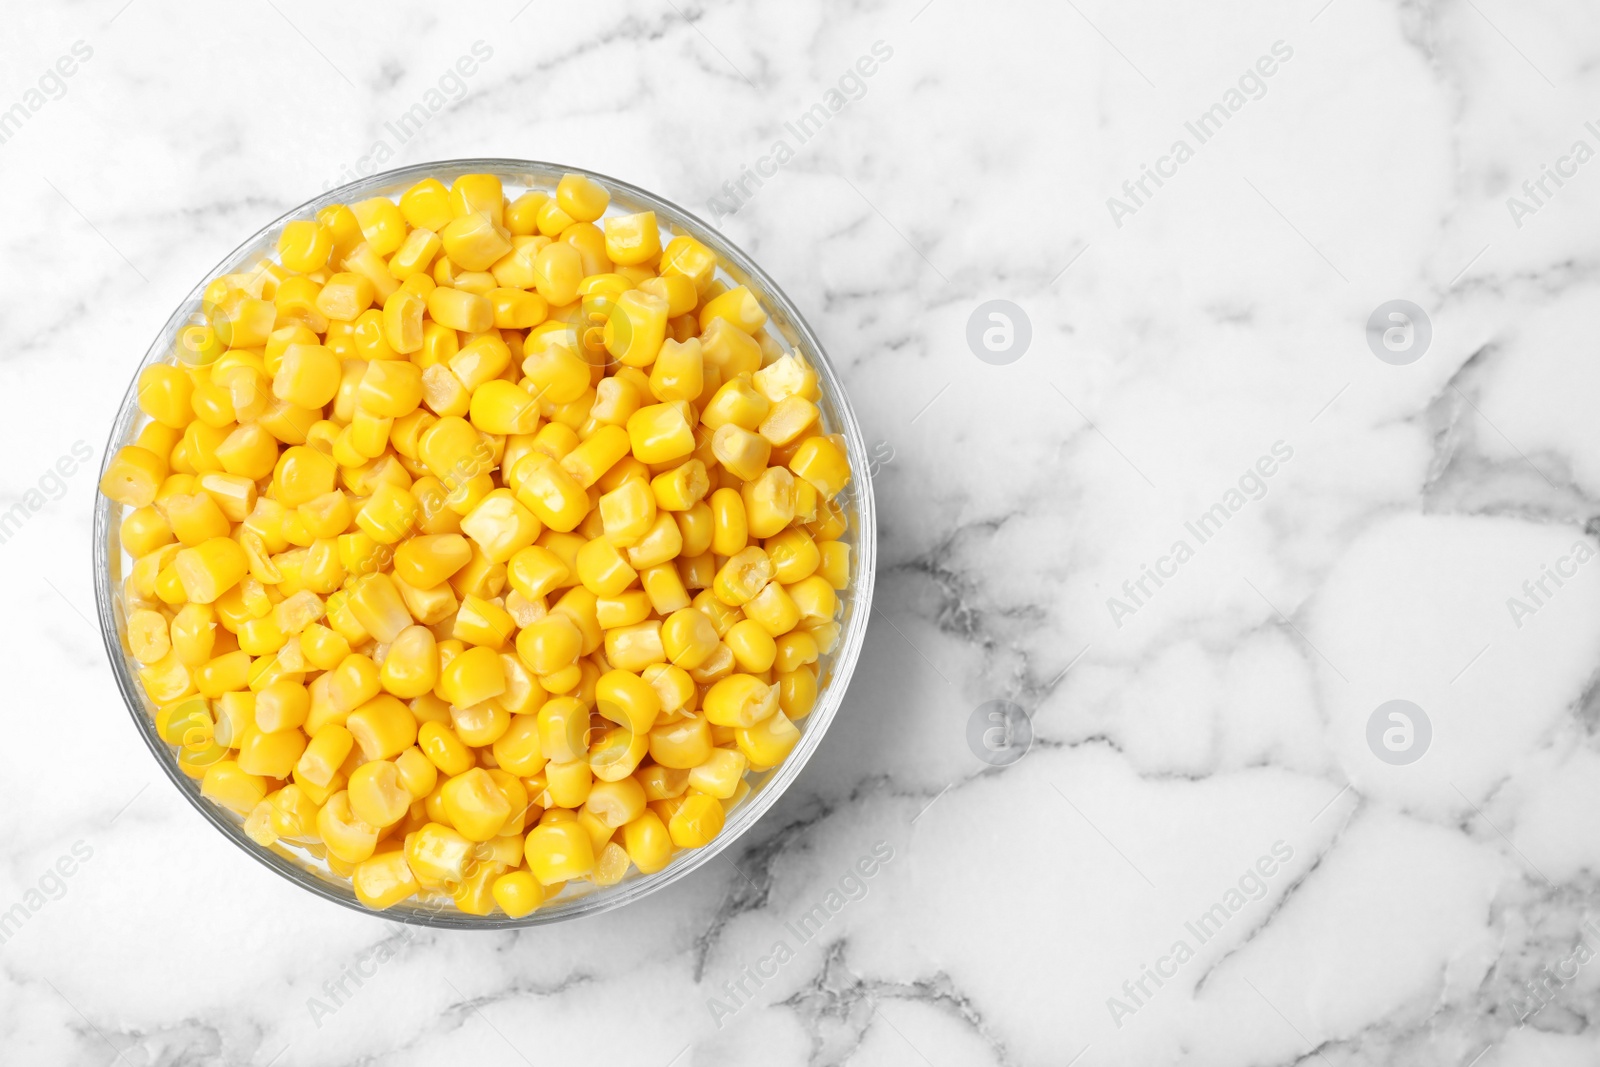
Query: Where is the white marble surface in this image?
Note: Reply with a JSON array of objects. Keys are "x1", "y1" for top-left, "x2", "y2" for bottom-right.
[{"x1": 4, "y1": 0, "x2": 1600, "y2": 1063}]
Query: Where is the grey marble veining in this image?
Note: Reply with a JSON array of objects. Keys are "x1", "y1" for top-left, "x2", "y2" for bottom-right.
[{"x1": 3, "y1": 0, "x2": 1600, "y2": 1063}]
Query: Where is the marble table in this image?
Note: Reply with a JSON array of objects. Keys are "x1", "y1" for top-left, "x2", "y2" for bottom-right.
[{"x1": 3, "y1": 0, "x2": 1597, "y2": 1063}]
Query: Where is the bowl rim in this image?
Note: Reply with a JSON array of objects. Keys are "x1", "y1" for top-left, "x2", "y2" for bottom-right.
[{"x1": 92, "y1": 157, "x2": 877, "y2": 929}]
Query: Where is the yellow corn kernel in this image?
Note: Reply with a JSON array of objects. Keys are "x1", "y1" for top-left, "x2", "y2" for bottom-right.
[
  {"x1": 348, "y1": 759, "x2": 413, "y2": 828},
  {"x1": 296, "y1": 724, "x2": 354, "y2": 789},
  {"x1": 488, "y1": 286, "x2": 546, "y2": 330},
  {"x1": 400, "y1": 177, "x2": 452, "y2": 231},
  {"x1": 640, "y1": 273, "x2": 698, "y2": 318},
  {"x1": 351, "y1": 197, "x2": 407, "y2": 256},
  {"x1": 447, "y1": 173, "x2": 504, "y2": 225},
  {"x1": 598, "y1": 477, "x2": 656, "y2": 548},
  {"x1": 535, "y1": 196, "x2": 576, "y2": 236},
  {"x1": 591, "y1": 670, "x2": 659, "y2": 737},
  {"x1": 522, "y1": 339, "x2": 590, "y2": 406},
  {"x1": 560, "y1": 425, "x2": 631, "y2": 489},
  {"x1": 442, "y1": 767, "x2": 513, "y2": 842},
  {"x1": 528, "y1": 240, "x2": 581, "y2": 306},
  {"x1": 668, "y1": 792, "x2": 725, "y2": 849},
  {"x1": 742, "y1": 466, "x2": 795, "y2": 539},
  {"x1": 355, "y1": 485, "x2": 419, "y2": 548},
  {"x1": 255, "y1": 678, "x2": 310, "y2": 732},
  {"x1": 451, "y1": 594, "x2": 514, "y2": 650},
  {"x1": 774, "y1": 627, "x2": 820, "y2": 672},
  {"x1": 438, "y1": 644, "x2": 507, "y2": 707},
  {"x1": 591, "y1": 375, "x2": 642, "y2": 427},
  {"x1": 638, "y1": 763, "x2": 689, "y2": 802},
  {"x1": 492, "y1": 870, "x2": 545, "y2": 917},
  {"x1": 395, "y1": 745, "x2": 439, "y2": 799},
  {"x1": 595, "y1": 590, "x2": 652, "y2": 630},
  {"x1": 343, "y1": 574, "x2": 409, "y2": 646},
  {"x1": 271, "y1": 343, "x2": 340, "y2": 409},
  {"x1": 632, "y1": 566, "x2": 686, "y2": 621},
  {"x1": 100, "y1": 445, "x2": 167, "y2": 508},
  {"x1": 709, "y1": 487, "x2": 748, "y2": 556},
  {"x1": 713, "y1": 546, "x2": 772, "y2": 607},
  {"x1": 121, "y1": 506, "x2": 175, "y2": 559},
  {"x1": 759, "y1": 394, "x2": 820, "y2": 447},
  {"x1": 352, "y1": 850, "x2": 419, "y2": 910},
  {"x1": 524, "y1": 820, "x2": 595, "y2": 884},
  {"x1": 236, "y1": 724, "x2": 308, "y2": 778},
  {"x1": 507, "y1": 544, "x2": 571, "y2": 601},
  {"x1": 623, "y1": 511, "x2": 683, "y2": 571},
  {"x1": 201, "y1": 760, "x2": 268, "y2": 815},
  {"x1": 699, "y1": 285, "x2": 767, "y2": 335},
  {"x1": 448, "y1": 543, "x2": 507, "y2": 600},
  {"x1": 530, "y1": 696, "x2": 586, "y2": 765},
  {"x1": 388, "y1": 534, "x2": 467, "y2": 591},
  {"x1": 648, "y1": 714, "x2": 712, "y2": 769},
  {"x1": 273, "y1": 444, "x2": 337, "y2": 507},
  {"x1": 165, "y1": 492, "x2": 231, "y2": 546},
  {"x1": 790, "y1": 435, "x2": 851, "y2": 499},
  {"x1": 173, "y1": 537, "x2": 248, "y2": 604},
  {"x1": 459, "y1": 489, "x2": 540, "y2": 565},
  {"x1": 658, "y1": 607, "x2": 718, "y2": 671},
  {"x1": 512, "y1": 453, "x2": 590, "y2": 533},
  {"x1": 315, "y1": 272, "x2": 375, "y2": 323},
  {"x1": 752, "y1": 350, "x2": 819, "y2": 403},
  {"x1": 604, "y1": 211, "x2": 660, "y2": 266},
  {"x1": 348, "y1": 694, "x2": 419, "y2": 760},
  {"x1": 744, "y1": 580, "x2": 802, "y2": 637},
  {"x1": 517, "y1": 613, "x2": 583, "y2": 678},
  {"x1": 544, "y1": 758, "x2": 595, "y2": 809},
  {"x1": 556, "y1": 174, "x2": 609, "y2": 222},
  {"x1": 649, "y1": 460, "x2": 707, "y2": 513},
  {"x1": 648, "y1": 337, "x2": 703, "y2": 403},
  {"x1": 583, "y1": 776, "x2": 646, "y2": 829},
  {"x1": 134, "y1": 365, "x2": 193, "y2": 433},
  {"x1": 464, "y1": 381, "x2": 536, "y2": 437},
  {"x1": 765, "y1": 528, "x2": 820, "y2": 584},
  {"x1": 737, "y1": 708, "x2": 801, "y2": 767},
  {"x1": 787, "y1": 574, "x2": 839, "y2": 625},
  {"x1": 419, "y1": 364, "x2": 469, "y2": 418},
  {"x1": 725, "y1": 618, "x2": 778, "y2": 673},
  {"x1": 127, "y1": 608, "x2": 171, "y2": 664},
  {"x1": 344, "y1": 244, "x2": 401, "y2": 304},
  {"x1": 314, "y1": 789, "x2": 378, "y2": 864},
  {"x1": 277, "y1": 219, "x2": 333, "y2": 273},
  {"x1": 389, "y1": 227, "x2": 442, "y2": 283},
  {"x1": 417, "y1": 720, "x2": 475, "y2": 777},
  {"x1": 603, "y1": 620, "x2": 666, "y2": 673},
  {"x1": 701, "y1": 377, "x2": 770, "y2": 434},
  {"x1": 575, "y1": 536, "x2": 638, "y2": 598},
  {"x1": 357, "y1": 360, "x2": 424, "y2": 421},
  {"x1": 623, "y1": 811, "x2": 673, "y2": 874},
  {"x1": 703, "y1": 673, "x2": 778, "y2": 728},
  {"x1": 712, "y1": 424, "x2": 772, "y2": 483},
  {"x1": 688, "y1": 747, "x2": 748, "y2": 799},
  {"x1": 427, "y1": 286, "x2": 494, "y2": 333},
  {"x1": 659, "y1": 234, "x2": 717, "y2": 293},
  {"x1": 485, "y1": 714, "x2": 542, "y2": 779},
  {"x1": 604, "y1": 289, "x2": 669, "y2": 368},
  {"x1": 406, "y1": 821, "x2": 474, "y2": 884}
]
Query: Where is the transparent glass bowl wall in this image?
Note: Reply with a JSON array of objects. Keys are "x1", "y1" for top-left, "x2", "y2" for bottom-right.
[{"x1": 92, "y1": 159, "x2": 876, "y2": 928}]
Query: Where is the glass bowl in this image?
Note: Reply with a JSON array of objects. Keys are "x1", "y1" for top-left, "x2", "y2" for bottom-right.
[{"x1": 92, "y1": 159, "x2": 876, "y2": 928}]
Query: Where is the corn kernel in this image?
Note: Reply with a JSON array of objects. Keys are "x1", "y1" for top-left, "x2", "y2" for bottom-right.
[{"x1": 668, "y1": 792, "x2": 725, "y2": 848}]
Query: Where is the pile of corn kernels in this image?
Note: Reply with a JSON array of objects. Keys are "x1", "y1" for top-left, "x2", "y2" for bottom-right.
[{"x1": 98, "y1": 171, "x2": 851, "y2": 916}]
